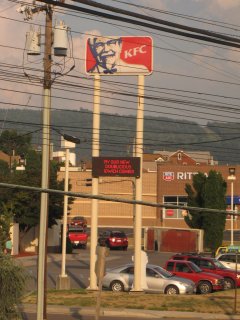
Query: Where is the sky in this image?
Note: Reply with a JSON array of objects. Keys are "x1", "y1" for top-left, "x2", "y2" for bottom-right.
[{"x1": 0, "y1": 0, "x2": 240, "y2": 131}]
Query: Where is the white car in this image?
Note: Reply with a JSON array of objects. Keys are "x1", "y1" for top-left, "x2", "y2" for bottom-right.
[
  {"x1": 216, "y1": 253, "x2": 240, "y2": 270},
  {"x1": 102, "y1": 263, "x2": 196, "y2": 295}
]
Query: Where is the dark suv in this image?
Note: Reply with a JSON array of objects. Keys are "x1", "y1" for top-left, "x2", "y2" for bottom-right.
[
  {"x1": 171, "y1": 253, "x2": 240, "y2": 289},
  {"x1": 98, "y1": 230, "x2": 128, "y2": 250}
]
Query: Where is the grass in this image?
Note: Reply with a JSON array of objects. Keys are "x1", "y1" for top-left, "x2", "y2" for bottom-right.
[{"x1": 21, "y1": 288, "x2": 240, "y2": 315}]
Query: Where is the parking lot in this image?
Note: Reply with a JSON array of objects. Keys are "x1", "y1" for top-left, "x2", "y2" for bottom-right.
[{"x1": 22, "y1": 248, "x2": 174, "y2": 292}]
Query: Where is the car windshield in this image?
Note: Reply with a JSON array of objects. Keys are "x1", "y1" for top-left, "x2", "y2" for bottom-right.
[
  {"x1": 68, "y1": 228, "x2": 83, "y2": 233},
  {"x1": 152, "y1": 266, "x2": 173, "y2": 278},
  {"x1": 112, "y1": 232, "x2": 126, "y2": 238},
  {"x1": 72, "y1": 216, "x2": 84, "y2": 220},
  {"x1": 212, "y1": 258, "x2": 227, "y2": 269}
]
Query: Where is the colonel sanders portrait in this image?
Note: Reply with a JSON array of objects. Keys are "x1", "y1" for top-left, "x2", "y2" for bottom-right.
[{"x1": 87, "y1": 36, "x2": 148, "y2": 75}]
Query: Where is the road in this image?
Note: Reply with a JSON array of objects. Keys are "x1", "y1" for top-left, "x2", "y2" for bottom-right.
[{"x1": 24, "y1": 249, "x2": 173, "y2": 291}]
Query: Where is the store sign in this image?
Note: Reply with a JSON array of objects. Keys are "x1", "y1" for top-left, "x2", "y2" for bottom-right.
[
  {"x1": 166, "y1": 209, "x2": 174, "y2": 216},
  {"x1": 226, "y1": 196, "x2": 240, "y2": 205},
  {"x1": 163, "y1": 171, "x2": 208, "y2": 181},
  {"x1": 86, "y1": 36, "x2": 153, "y2": 75},
  {"x1": 163, "y1": 172, "x2": 174, "y2": 181},
  {"x1": 92, "y1": 157, "x2": 140, "y2": 178}
]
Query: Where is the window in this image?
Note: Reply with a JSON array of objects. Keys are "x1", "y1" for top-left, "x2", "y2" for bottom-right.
[
  {"x1": 220, "y1": 255, "x2": 240, "y2": 263},
  {"x1": 178, "y1": 152, "x2": 182, "y2": 161},
  {"x1": 199, "y1": 260, "x2": 214, "y2": 269},
  {"x1": 146, "y1": 268, "x2": 157, "y2": 277},
  {"x1": 188, "y1": 258, "x2": 199, "y2": 266},
  {"x1": 163, "y1": 195, "x2": 188, "y2": 219},
  {"x1": 176, "y1": 263, "x2": 189, "y2": 273},
  {"x1": 166, "y1": 262, "x2": 174, "y2": 272},
  {"x1": 122, "y1": 266, "x2": 134, "y2": 274}
]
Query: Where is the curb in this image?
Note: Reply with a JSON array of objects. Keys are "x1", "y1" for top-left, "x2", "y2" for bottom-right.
[{"x1": 19, "y1": 304, "x2": 240, "y2": 319}]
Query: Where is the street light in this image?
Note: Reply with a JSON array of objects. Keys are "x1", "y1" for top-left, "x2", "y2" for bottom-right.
[
  {"x1": 56, "y1": 135, "x2": 80, "y2": 290},
  {"x1": 228, "y1": 167, "x2": 236, "y2": 246}
]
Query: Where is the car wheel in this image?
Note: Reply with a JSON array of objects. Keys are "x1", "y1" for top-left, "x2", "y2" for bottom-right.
[
  {"x1": 123, "y1": 246, "x2": 128, "y2": 251},
  {"x1": 224, "y1": 278, "x2": 235, "y2": 290},
  {"x1": 164, "y1": 285, "x2": 179, "y2": 295},
  {"x1": 198, "y1": 281, "x2": 212, "y2": 294},
  {"x1": 110, "y1": 280, "x2": 124, "y2": 292}
]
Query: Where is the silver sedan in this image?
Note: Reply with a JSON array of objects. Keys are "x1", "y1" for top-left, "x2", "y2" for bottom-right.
[{"x1": 102, "y1": 263, "x2": 196, "y2": 294}]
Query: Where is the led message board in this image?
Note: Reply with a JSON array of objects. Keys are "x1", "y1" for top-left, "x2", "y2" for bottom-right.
[{"x1": 92, "y1": 157, "x2": 140, "y2": 178}]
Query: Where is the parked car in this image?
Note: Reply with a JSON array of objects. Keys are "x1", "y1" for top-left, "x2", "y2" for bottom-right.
[
  {"x1": 69, "y1": 216, "x2": 87, "y2": 228},
  {"x1": 102, "y1": 263, "x2": 196, "y2": 294},
  {"x1": 98, "y1": 230, "x2": 128, "y2": 250},
  {"x1": 67, "y1": 227, "x2": 88, "y2": 249},
  {"x1": 216, "y1": 253, "x2": 240, "y2": 270},
  {"x1": 164, "y1": 259, "x2": 224, "y2": 294},
  {"x1": 215, "y1": 245, "x2": 240, "y2": 256},
  {"x1": 171, "y1": 253, "x2": 240, "y2": 289}
]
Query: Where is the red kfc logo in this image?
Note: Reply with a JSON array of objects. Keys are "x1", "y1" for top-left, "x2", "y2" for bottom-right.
[{"x1": 86, "y1": 36, "x2": 153, "y2": 75}]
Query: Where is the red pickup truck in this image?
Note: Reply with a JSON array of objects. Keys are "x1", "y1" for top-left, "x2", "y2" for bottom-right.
[
  {"x1": 67, "y1": 227, "x2": 88, "y2": 249},
  {"x1": 164, "y1": 259, "x2": 224, "y2": 294}
]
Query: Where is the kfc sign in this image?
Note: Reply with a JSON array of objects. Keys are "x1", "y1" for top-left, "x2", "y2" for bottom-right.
[{"x1": 86, "y1": 36, "x2": 153, "y2": 75}]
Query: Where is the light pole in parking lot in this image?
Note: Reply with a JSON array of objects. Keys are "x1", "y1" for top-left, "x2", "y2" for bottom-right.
[
  {"x1": 228, "y1": 167, "x2": 236, "y2": 246},
  {"x1": 56, "y1": 134, "x2": 80, "y2": 290}
]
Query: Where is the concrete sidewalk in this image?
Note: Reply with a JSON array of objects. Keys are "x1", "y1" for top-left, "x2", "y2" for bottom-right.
[{"x1": 19, "y1": 303, "x2": 240, "y2": 319}]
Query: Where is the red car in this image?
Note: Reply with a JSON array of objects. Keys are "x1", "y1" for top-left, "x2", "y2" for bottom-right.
[
  {"x1": 164, "y1": 259, "x2": 224, "y2": 294},
  {"x1": 69, "y1": 216, "x2": 87, "y2": 228},
  {"x1": 68, "y1": 227, "x2": 88, "y2": 249},
  {"x1": 171, "y1": 253, "x2": 240, "y2": 290},
  {"x1": 98, "y1": 230, "x2": 128, "y2": 250}
]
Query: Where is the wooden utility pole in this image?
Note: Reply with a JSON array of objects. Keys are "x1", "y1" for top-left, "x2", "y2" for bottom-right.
[{"x1": 37, "y1": 4, "x2": 53, "y2": 320}]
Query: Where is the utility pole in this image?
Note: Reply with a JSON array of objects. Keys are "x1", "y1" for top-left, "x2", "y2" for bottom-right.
[
  {"x1": 37, "y1": 4, "x2": 53, "y2": 320},
  {"x1": 17, "y1": 1, "x2": 69, "y2": 318}
]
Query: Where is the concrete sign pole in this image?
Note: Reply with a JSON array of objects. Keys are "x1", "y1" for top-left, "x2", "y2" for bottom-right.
[
  {"x1": 133, "y1": 74, "x2": 144, "y2": 291},
  {"x1": 89, "y1": 74, "x2": 101, "y2": 290}
]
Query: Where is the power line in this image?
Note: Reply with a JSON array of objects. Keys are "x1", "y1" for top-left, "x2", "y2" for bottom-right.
[{"x1": 35, "y1": 0, "x2": 240, "y2": 49}]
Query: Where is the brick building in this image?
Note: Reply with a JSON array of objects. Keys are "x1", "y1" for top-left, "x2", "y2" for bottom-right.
[
  {"x1": 57, "y1": 150, "x2": 238, "y2": 231},
  {"x1": 58, "y1": 169, "x2": 157, "y2": 227},
  {"x1": 157, "y1": 163, "x2": 240, "y2": 230}
]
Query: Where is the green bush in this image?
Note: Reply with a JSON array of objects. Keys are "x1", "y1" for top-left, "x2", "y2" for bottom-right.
[{"x1": 0, "y1": 253, "x2": 27, "y2": 319}]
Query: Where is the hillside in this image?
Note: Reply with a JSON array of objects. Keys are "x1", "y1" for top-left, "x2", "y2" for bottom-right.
[{"x1": 0, "y1": 108, "x2": 239, "y2": 164}]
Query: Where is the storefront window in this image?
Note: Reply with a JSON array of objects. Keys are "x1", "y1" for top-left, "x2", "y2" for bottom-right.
[{"x1": 163, "y1": 195, "x2": 187, "y2": 219}]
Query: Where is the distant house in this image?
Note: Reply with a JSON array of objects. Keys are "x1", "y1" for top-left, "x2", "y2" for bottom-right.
[
  {"x1": 143, "y1": 150, "x2": 217, "y2": 172},
  {"x1": 0, "y1": 150, "x2": 20, "y2": 167}
]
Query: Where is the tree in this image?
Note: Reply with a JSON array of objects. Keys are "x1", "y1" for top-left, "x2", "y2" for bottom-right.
[
  {"x1": 0, "y1": 151, "x2": 66, "y2": 232},
  {"x1": 0, "y1": 130, "x2": 72, "y2": 233},
  {"x1": 0, "y1": 129, "x2": 31, "y2": 156},
  {"x1": 0, "y1": 205, "x2": 13, "y2": 253},
  {"x1": 184, "y1": 170, "x2": 227, "y2": 251},
  {"x1": 0, "y1": 253, "x2": 27, "y2": 319}
]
